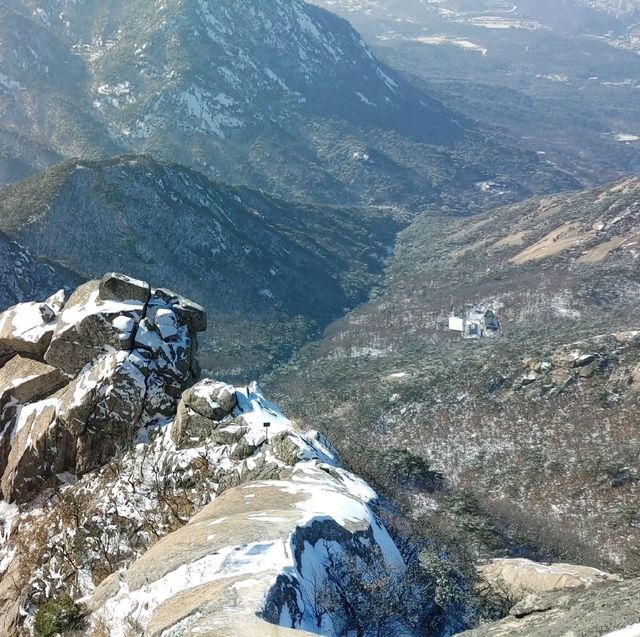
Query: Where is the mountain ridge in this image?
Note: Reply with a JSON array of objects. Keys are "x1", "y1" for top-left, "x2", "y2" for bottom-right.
[
  {"x1": 0, "y1": 0, "x2": 578, "y2": 207},
  {"x1": 0, "y1": 154, "x2": 401, "y2": 378},
  {"x1": 0, "y1": 274, "x2": 469, "y2": 637}
]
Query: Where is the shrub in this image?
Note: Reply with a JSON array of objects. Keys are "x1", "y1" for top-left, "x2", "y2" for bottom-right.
[
  {"x1": 300, "y1": 539, "x2": 471, "y2": 637},
  {"x1": 34, "y1": 596, "x2": 86, "y2": 637}
]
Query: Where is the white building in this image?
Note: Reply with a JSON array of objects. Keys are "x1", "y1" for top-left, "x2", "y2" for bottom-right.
[{"x1": 449, "y1": 305, "x2": 500, "y2": 339}]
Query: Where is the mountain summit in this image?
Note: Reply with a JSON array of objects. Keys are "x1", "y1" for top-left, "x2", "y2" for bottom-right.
[{"x1": 0, "y1": 274, "x2": 456, "y2": 637}]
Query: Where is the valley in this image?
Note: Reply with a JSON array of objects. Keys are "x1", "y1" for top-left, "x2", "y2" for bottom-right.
[
  {"x1": 0, "y1": 156, "x2": 402, "y2": 379},
  {"x1": 0, "y1": 0, "x2": 639, "y2": 635},
  {"x1": 268, "y1": 176, "x2": 640, "y2": 574},
  {"x1": 310, "y1": 0, "x2": 640, "y2": 185}
]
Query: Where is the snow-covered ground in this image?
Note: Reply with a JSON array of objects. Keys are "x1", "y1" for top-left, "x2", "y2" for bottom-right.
[{"x1": 0, "y1": 371, "x2": 405, "y2": 636}]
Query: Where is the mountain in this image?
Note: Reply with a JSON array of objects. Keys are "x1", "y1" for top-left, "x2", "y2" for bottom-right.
[
  {"x1": 1, "y1": 0, "x2": 639, "y2": 634},
  {"x1": 309, "y1": 0, "x2": 640, "y2": 186},
  {"x1": 0, "y1": 0, "x2": 576, "y2": 207},
  {"x1": 268, "y1": 176, "x2": 640, "y2": 575},
  {"x1": 0, "y1": 276, "x2": 637, "y2": 637},
  {"x1": 0, "y1": 155, "x2": 400, "y2": 378},
  {"x1": 0, "y1": 229, "x2": 79, "y2": 310},
  {"x1": 0, "y1": 275, "x2": 473, "y2": 637}
]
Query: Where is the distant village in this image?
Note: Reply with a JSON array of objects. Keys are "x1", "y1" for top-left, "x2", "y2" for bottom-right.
[{"x1": 448, "y1": 304, "x2": 500, "y2": 339}]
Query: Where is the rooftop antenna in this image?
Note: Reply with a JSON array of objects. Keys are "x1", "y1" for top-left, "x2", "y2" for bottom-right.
[{"x1": 263, "y1": 421, "x2": 271, "y2": 442}]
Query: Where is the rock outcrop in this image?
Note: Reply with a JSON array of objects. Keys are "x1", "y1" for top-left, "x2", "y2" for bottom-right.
[
  {"x1": 87, "y1": 428, "x2": 403, "y2": 636},
  {"x1": 0, "y1": 273, "x2": 206, "y2": 503},
  {"x1": 463, "y1": 577, "x2": 640, "y2": 637},
  {"x1": 0, "y1": 290, "x2": 64, "y2": 360},
  {"x1": 0, "y1": 383, "x2": 405, "y2": 637},
  {"x1": 476, "y1": 557, "x2": 622, "y2": 606},
  {"x1": 171, "y1": 379, "x2": 238, "y2": 447},
  {"x1": 0, "y1": 274, "x2": 411, "y2": 637}
]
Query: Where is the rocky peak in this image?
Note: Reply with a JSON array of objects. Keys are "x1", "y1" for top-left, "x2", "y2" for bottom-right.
[
  {"x1": 0, "y1": 272, "x2": 206, "y2": 503},
  {"x1": 83, "y1": 383, "x2": 403, "y2": 636},
  {"x1": 0, "y1": 274, "x2": 412, "y2": 636}
]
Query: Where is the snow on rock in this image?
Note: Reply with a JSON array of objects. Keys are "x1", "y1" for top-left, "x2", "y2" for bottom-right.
[
  {"x1": 86, "y1": 392, "x2": 403, "y2": 636},
  {"x1": 0, "y1": 501, "x2": 18, "y2": 543},
  {"x1": 477, "y1": 558, "x2": 622, "y2": 604},
  {"x1": 0, "y1": 274, "x2": 406, "y2": 637},
  {"x1": 44, "y1": 279, "x2": 147, "y2": 374},
  {"x1": 111, "y1": 314, "x2": 136, "y2": 348},
  {"x1": 0, "y1": 289, "x2": 66, "y2": 359},
  {"x1": 0, "y1": 273, "x2": 206, "y2": 505},
  {"x1": 153, "y1": 308, "x2": 178, "y2": 340}
]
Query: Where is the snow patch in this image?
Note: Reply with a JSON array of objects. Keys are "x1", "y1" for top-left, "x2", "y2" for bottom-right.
[{"x1": 602, "y1": 624, "x2": 640, "y2": 637}]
